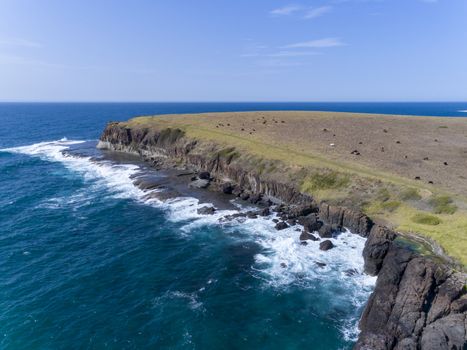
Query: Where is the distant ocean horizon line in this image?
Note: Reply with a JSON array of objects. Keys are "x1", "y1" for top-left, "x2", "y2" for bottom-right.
[{"x1": 0, "y1": 100, "x2": 466, "y2": 104}]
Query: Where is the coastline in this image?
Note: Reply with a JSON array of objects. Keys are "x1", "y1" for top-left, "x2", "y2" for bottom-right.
[{"x1": 97, "y1": 113, "x2": 466, "y2": 350}]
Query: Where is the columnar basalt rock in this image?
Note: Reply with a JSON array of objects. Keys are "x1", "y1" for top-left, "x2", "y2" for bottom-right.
[{"x1": 98, "y1": 122, "x2": 466, "y2": 350}]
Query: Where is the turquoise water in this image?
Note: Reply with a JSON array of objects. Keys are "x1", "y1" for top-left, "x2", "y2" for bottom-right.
[{"x1": 0, "y1": 102, "x2": 465, "y2": 349}]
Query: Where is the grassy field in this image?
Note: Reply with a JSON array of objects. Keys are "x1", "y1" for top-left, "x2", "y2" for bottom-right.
[{"x1": 122, "y1": 112, "x2": 467, "y2": 266}]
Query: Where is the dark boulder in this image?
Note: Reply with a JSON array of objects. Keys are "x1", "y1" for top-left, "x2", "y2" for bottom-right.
[
  {"x1": 249, "y1": 194, "x2": 262, "y2": 204},
  {"x1": 299, "y1": 231, "x2": 319, "y2": 241},
  {"x1": 221, "y1": 182, "x2": 234, "y2": 194},
  {"x1": 297, "y1": 214, "x2": 322, "y2": 232},
  {"x1": 318, "y1": 224, "x2": 333, "y2": 238},
  {"x1": 259, "y1": 207, "x2": 270, "y2": 217},
  {"x1": 198, "y1": 171, "x2": 211, "y2": 180},
  {"x1": 275, "y1": 221, "x2": 288, "y2": 230},
  {"x1": 246, "y1": 211, "x2": 258, "y2": 219},
  {"x1": 319, "y1": 240, "x2": 335, "y2": 251},
  {"x1": 197, "y1": 206, "x2": 216, "y2": 215}
]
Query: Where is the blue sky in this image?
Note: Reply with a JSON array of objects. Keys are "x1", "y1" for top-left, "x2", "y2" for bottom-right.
[{"x1": 0, "y1": 0, "x2": 466, "y2": 102}]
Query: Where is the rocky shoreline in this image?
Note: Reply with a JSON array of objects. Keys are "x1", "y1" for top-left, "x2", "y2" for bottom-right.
[{"x1": 98, "y1": 123, "x2": 466, "y2": 350}]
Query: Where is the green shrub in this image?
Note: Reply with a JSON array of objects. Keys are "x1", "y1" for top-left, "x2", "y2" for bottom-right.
[
  {"x1": 401, "y1": 188, "x2": 422, "y2": 201},
  {"x1": 301, "y1": 171, "x2": 350, "y2": 192},
  {"x1": 381, "y1": 201, "x2": 401, "y2": 212},
  {"x1": 412, "y1": 213, "x2": 441, "y2": 225},
  {"x1": 430, "y1": 195, "x2": 457, "y2": 214}
]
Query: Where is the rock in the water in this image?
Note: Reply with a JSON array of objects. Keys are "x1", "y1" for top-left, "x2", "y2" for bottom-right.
[
  {"x1": 315, "y1": 261, "x2": 327, "y2": 268},
  {"x1": 189, "y1": 179, "x2": 210, "y2": 189},
  {"x1": 275, "y1": 221, "x2": 288, "y2": 230},
  {"x1": 246, "y1": 211, "x2": 258, "y2": 219},
  {"x1": 319, "y1": 240, "x2": 335, "y2": 251},
  {"x1": 299, "y1": 231, "x2": 319, "y2": 241},
  {"x1": 198, "y1": 171, "x2": 211, "y2": 180},
  {"x1": 298, "y1": 214, "x2": 322, "y2": 232},
  {"x1": 197, "y1": 206, "x2": 216, "y2": 215},
  {"x1": 259, "y1": 207, "x2": 270, "y2": 216},
  {"x1": 318, "y1": 224, "x2": 333, "y2": 238}
]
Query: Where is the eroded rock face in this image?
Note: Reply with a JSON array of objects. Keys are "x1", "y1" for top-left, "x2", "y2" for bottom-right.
[
  {"x1": 99, "y1": 122, "x2": 467, "y2": 350},
  {"x1": 362, "y1": 225, "x2": 397, "y2": 276},
  {"x1": 356, "y1": 238, "x2": 466, "y2": 350}
]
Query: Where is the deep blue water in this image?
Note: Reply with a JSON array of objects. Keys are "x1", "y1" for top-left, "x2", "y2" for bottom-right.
[{"x1": 0, "y1": 102, "x2": 465, "y2": 349}]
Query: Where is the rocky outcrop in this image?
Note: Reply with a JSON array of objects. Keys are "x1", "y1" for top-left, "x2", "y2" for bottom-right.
[
  {"x1": 98, "y1": 122, "x2": 466, "y2": 349},
  {"x1": 357, "y1": 227, "x2": 466, "y2": 350}
]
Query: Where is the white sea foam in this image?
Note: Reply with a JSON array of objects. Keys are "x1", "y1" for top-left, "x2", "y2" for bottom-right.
[
  {"x1": 2, "y1": 139, "x2": 376, "y2": 342},
  {"x1": 458, "y1": 110, "x2": 467, "y2": 113}
]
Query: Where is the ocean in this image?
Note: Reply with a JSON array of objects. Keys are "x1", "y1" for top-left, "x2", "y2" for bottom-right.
[{"x1": 0, "y1": 102, "x2": 465, "y2": 349}]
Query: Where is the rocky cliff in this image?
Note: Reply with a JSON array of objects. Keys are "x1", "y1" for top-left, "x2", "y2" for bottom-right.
[{"x1": 98, "y1": 122, "x2": 466, "y2": 350}]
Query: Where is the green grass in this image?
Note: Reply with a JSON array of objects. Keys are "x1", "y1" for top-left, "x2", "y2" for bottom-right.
[
  {"x1": 412, "y1": 213, "x2": 441, "y2": 226},
  {"x1": 381, "y1": 200, "x2": 401, "y2": 212},
  {"x1": 301, "y1": 170, "x2": 350, "y2": 192},
  {"x1": 430, "y1": 195, "x2": 458, "y2": 214},
  {"x1": 400, "y1": 188, "x2": 422, "y2": 201}
]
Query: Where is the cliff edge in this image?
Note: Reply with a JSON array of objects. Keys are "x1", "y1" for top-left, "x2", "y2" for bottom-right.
[{"x1": 98, "y1": 117, "x2": 466, "y2": 349}]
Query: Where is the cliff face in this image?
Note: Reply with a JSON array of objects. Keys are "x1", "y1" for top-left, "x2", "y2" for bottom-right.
[{"x1": 98, "y1": 123, "x2": 466, "y2": 350}]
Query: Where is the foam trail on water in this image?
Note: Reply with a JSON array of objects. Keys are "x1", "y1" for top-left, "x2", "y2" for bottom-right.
[
  {"x1": 458, "y1": 110, "x2": 467, "y2": 113},
  {"x1": 2, "y1": 139, "x2": 375, "y2": 342}
]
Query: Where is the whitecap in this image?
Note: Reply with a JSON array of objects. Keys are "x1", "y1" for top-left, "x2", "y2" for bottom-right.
[{"x1": 3, "y1": 139, "x2": 375, "y2": 341}]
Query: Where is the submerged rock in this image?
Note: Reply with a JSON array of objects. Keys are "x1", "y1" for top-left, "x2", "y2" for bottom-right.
[{"x1": 197, "y1": 206, "x2": 216, "y2": 215}]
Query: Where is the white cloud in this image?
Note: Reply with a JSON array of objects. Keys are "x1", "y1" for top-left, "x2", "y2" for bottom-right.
[
  {"x1": 283, "y1": 37, "x2": 345, "y2": 49},
  {"x1": 0, "y1": 37, "x2": 42, "y2": 48},
  {"x1": 304, "y1": 6, "x2": 332, "y2": 19},
  {"x1": 267, "y1": 51, "x2": 321, "y2": 57},
  {"x1": 270, "y1": 5, "x2": 302, "y2": 16}
]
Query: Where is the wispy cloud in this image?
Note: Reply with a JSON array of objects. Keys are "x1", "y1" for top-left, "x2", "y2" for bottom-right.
[
  {"x1": 267, "y1": 51, "x2": 321, "y2": 57},
  {"x1": 270, "y1": 5, "x2": 302, "y2": 16},
  {"x1": 283, "y1": 37, "x2": 345, "y2": 49},
  {"x1": 304, "y1": 6, "x2": 332, "y2": 19},
  {"x1": 0, "y1": 37, "x2": 42, "y2": 48}
]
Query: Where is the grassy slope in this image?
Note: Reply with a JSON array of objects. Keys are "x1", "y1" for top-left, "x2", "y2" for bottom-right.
[{"x1": 123, "y1": 114, "x2": 467, "y2": 266}]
